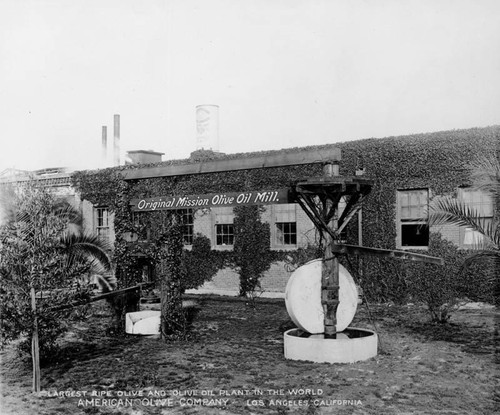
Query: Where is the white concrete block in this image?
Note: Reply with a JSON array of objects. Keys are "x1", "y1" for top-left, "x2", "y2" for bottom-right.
[{"x1": 125, "y1": 310, "x2": 161, "y2": 335}]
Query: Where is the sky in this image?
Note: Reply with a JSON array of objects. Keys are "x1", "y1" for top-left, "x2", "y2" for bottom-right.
[{"x1": 0, "y1": 0, "x2": 499, "y2": 172}]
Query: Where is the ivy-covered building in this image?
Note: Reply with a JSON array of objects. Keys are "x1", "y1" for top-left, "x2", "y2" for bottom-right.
[{"x1": 71, "y1": 126, "x2": 498, "y2": 300}]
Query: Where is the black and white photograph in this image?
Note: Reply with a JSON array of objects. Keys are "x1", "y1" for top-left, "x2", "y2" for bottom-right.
[{"x1": 0, "y1": 0, "x2": 498, "y2": 414}]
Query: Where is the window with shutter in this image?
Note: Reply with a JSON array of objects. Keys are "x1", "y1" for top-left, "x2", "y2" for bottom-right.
[
  {"x1": 214, "y1": 207, "x2": 234, "y2": 248},
  {"x1": 273, "y1": 204, "x2": 297, "y2": 248}
]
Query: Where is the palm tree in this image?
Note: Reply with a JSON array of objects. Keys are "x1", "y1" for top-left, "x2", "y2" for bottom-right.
[
  {"x1": 0, "y1": 181, "x2": 114, "y2": 392},
  {"x1": 428, "y1": 155, "x2": 499, "y2": 290}
]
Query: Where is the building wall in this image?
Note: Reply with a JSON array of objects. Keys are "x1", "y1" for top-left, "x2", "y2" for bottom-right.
[
  {"x1": 75, "y1": 126, "x2": 498, "y2": 296},
  {"x1": 82, "y1": 199, "x2": 115, "y2": 246},
  {"x1": 82, "y1": 200, "x2": 95, "y2": 234},
  {"x1": 194, "y1": 261, "x2": 296, "y2": 296},
  {"x1": 80, "y1": 198, "x2": 317, "y2": 295},
  {"x1": 82, "y1": 177, "x2": 495, "y2": 297},
  {"x1": 432, "y1": 224, "x2": 460, "y2": 246},
  {"x1": 188, "y1": 204, "x2": 317, "y2": 295}
]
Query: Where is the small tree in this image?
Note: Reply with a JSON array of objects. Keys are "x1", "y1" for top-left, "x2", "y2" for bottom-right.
[
  {"x1": 232, "y1": 205, "x2": 272, "y2": 297},
  {"x1": 0, "y1": 183, "x2": 111, "y2": 392}
]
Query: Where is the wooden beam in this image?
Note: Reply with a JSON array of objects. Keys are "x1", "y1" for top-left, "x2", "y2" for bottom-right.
[
  {"x1": 47, "y1": 284, "x2": 146, "y2": 312},
  {"x1": 335, "y1": 204, "x2": 362, "y2": 236},
  {"x1": 330, "y1": 243, "x2": 444, "y2": 265},
  {"x1": 295, "y1": 176, "x2": 373, "y2": 188},
  {"x1": 122, "y1": 148, "x2": 341, "y2": 180}
]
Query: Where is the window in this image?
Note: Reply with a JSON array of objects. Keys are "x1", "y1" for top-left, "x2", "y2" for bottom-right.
[
  {"x1": 96, "y1": 207, "x2": 110, "y2": 242},
  {"x1": 397, "y1": 189, "x2": 429, "y2": 249},
  {"x1": 214, "y1": 207, "x2": 234, "y2": 248},
  {"x1": 276, "y1": 222, "x2": 297, "y2": 245},
  {"x1": 130, "y1": 209, "x2": 194, "y2": 245},
  {"x1": 178, "y1": 209, "x2": 194, "y2": 245},
  {"x1": 216, "y1": 224, "x2": 234, "y2": 246},
  {"x1": 273, "y1": 204, "x2": 297, "y2": 248},
  {"x1": 458, "y1": 188, "x2": 493, "y2": 248}
]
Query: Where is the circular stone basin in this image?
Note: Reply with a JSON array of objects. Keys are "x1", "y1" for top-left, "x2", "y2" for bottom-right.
[{"x1": 284, "y1": 328, "x2": 378, "y2": 364}]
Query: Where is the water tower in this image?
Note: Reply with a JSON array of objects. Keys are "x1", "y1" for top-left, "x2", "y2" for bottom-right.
[{"x1": 196, "y1": 105, "x2": 219, "y2": 151}]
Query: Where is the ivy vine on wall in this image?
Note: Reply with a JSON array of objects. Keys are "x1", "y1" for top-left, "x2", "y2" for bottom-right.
[
  {"x1": 232, "y1": 205, "x2": 272, "y2": 297},
  {"x1": 72, "y1": 126, "x2": 499, "y2": 305}
]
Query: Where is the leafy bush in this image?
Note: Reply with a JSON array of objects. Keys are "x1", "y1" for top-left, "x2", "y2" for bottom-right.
[
  {"x1": 232, "y1": 206, "x2": 272, "y2": 297},
  {"x1": 407, "y1": 233, "x2": 478, "y2": 323},
  {"x1": 283, "y1": 243, "x2": 323, "y2": 271},
  {"x1": 182, "y1": 234, "x2": 222, "y2": 291},
  {"x1": 159, "y1": 217, "x2": 186, "y2": 339}
]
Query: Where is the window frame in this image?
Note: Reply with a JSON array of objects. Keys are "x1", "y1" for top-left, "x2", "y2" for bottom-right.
[
  {"x1": 215, "y1": 223, "x2": 235, "y2": 247},
  {"x1": 213, "y1": 207, "x2": 235, "y2": 250},
  {"x1": 178, "y1": 209, "x2": 194, "y2": 246},
  {"x1": 457, "y1": 187, "x2": 494, "y2": 249},
  {"x1": 275, "y1": 221, "x2": 297, "y2": 246},
  {"x1": 396, "y1": 188, "x2": 430, "y2": 250},
  {"x1": 131, "y1": 209, "x2": 194, "y2": 245},
  {"x1": 271, "y1": 204, "x2": 298, "y2": 250},
  {"x1": 95, "y1": 207, "x2": 110, "y2": 243}
]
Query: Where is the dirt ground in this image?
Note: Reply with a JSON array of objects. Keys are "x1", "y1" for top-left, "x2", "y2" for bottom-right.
[{"x1": 0, "y1": 296, "x2": 498, "y2": 415}]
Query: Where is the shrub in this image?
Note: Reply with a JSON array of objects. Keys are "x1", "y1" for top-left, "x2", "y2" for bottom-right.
[
  {"x1": 159, "y1": 217, "x2": 186, "y2": 339},
  {"x1": 182, "y1": 234, "x2": 222, "y2": 291},
  {"x1": 407, "y1": 233, "x2": 476, "y2": 323},
  {"x1": 283, "y1": 243, "x2": 323, "y2": 272},
  {"x1": 232, "y1": 206, "x2": 272, "y2": 297}
]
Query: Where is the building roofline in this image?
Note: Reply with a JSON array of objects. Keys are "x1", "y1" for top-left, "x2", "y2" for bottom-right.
[
  {"x1": 127, "y1": 150, "x2": 165, "y2": 156},
  {"x1": 122, "y1": 147, "x2": 341, "y2": 180},
  {"x1": 71, "y1": 124, "x2": 498, "y2": 179}
]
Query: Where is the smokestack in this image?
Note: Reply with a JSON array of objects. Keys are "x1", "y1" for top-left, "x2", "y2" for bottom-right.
[
  {"x1": 113, "y1": 114, "x2": 120, "y2": 166},
  {"x1": 101, "y1": 126, "x2": 107, "y2": 167},
  {"x1": 196, "y1": 105, "x2": 219, "y2": 151}
]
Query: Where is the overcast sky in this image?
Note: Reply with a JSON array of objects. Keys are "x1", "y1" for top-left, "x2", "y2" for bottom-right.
[{"x1": 1, "y1": 0, "x2": 499, "y2": 172}]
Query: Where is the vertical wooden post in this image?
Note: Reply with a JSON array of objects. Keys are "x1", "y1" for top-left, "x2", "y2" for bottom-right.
[
  {"x1": 30, "y1": 286, "x2": 40, "y2": 393},
  {"x1": 321, "y1": 161, "x2": 340, "y2": 337},
  {"x1": 322, "y1": 233, "x2": 340, "y2": 337}
]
